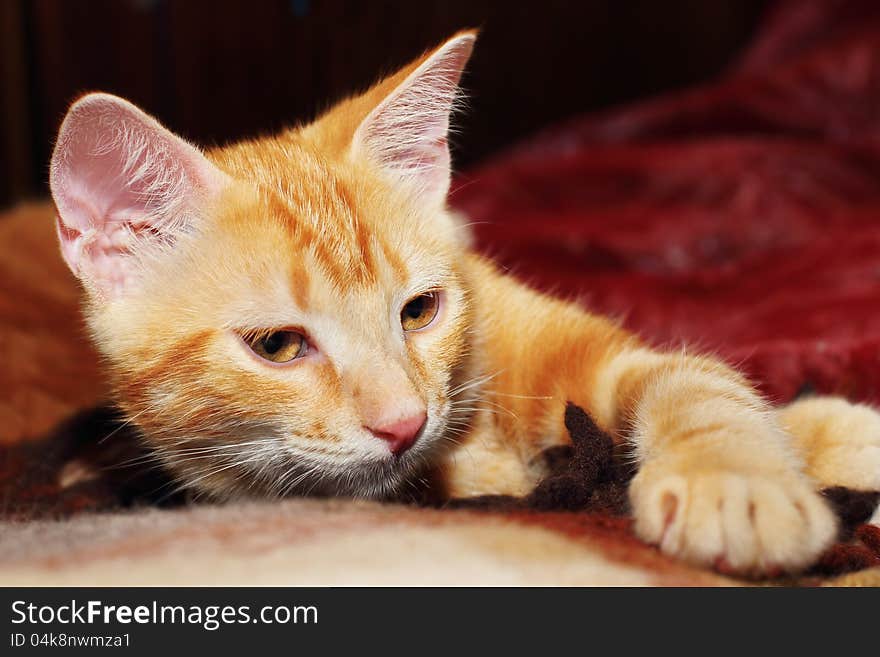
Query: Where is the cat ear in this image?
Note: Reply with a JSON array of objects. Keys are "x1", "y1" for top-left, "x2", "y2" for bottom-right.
[
  {"x1": 352, "y1": 31, "x2": 476, "y2": 208},
  {"x1": 49, "y1": 93, "x2": 227, "y2": 298}
]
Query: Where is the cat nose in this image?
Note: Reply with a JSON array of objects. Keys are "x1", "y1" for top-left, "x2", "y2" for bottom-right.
[{"x1": 367, "y1": 411, "x2": 427, "y2": 456}]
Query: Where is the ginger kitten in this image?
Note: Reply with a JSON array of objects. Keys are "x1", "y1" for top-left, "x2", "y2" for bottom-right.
[{"x1": 49, "y1": 31, "x2": 880, "y2": 576}]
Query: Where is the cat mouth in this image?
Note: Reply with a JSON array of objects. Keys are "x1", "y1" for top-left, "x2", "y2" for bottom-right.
[
  {"x1": 166, "y1": 416, "x2": 449, "y2": 500},
  {"x1": 306, "y1": 425, "x2": 446, "y2": 498},
  {"x1": 270, "y1": 457, "x2": 417, "y2": 500}
]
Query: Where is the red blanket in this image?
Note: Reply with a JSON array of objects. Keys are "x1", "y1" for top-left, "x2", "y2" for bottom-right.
[{"x1": 452, "y1": 0, "x2": 880, "y2": 407}]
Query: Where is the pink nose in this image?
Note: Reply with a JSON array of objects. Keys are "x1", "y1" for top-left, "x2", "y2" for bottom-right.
[{"x1": 368, "y1": 412, "x2": 427, "y2": 456}]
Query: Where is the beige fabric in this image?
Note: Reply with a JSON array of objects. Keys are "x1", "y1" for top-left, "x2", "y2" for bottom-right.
[{"x1": 0, "y1": 499, "x2": 735, "y2": 586}]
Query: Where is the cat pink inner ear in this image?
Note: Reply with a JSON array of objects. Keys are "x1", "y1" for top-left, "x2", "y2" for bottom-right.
[
  {"x1": 49, "y1": 93, "x2": 224, "y2": 297},
  {"x1": 353, "y1": 33, "x2": 475, "y2": 206}
]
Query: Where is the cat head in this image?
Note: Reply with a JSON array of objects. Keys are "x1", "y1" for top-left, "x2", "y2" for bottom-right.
[{"x1": 49, "y1": 31, "x2": 479, "y2": 498}]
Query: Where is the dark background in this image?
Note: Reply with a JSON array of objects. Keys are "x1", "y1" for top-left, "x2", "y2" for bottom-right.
[{"x1": 0, "y1": 0, "x2": 768, "y2": 209}]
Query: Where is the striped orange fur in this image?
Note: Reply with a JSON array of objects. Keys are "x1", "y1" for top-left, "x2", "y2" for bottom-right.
[{"x1": 49, "y1": 31, "x2": 880, "y2": 576}]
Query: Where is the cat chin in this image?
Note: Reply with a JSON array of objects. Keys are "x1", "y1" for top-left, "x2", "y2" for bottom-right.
[
  {"x1": 284, "y1": 447, "x2": 436, "y2": 500},
  {"x1": 175, "y1": 443, "x2": 432, "y2": 502},
  {"x1": 278, "y1": 424, "x2": 450, "y2": 500},
  {"x1": 161, "y1": 418, "x2": 451, "y2": 502}
]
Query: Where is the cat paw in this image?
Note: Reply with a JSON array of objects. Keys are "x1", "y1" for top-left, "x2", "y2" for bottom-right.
[
  {"x1": 783, "y1": 398, "x2": 880, "y2": 491},
  {"x1": 630, "y1": 465, "x2": 837, "y2": 576}
]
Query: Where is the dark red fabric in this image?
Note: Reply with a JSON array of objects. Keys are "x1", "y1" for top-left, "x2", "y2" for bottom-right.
[{"x1": 451, "y1": 0, "x2": 880, "y2": 405}]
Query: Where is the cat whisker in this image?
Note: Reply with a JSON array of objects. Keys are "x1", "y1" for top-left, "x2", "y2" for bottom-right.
[
  {"x1": 96, "y1": 404, "x2": 155, "y2": 444},
  {"x1": 485, "y1": 391, "x2": 554, "y2": 401},
  {"x1": 173, "y1": 452, "x2": 271, "y2": 497},
  {"x1": 447, "y1": 404, "x2": 510, "y2": 420},
  {"x1": 111, "y1": 439, "x2": 275, "y2": 469},
  {"x1": 447, "y1": 370, "x2": 503, "y2": 399}
]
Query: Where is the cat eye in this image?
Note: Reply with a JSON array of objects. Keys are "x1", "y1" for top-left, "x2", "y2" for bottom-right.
[
  {"x1": 243, "y1": 330, "x2": 308, "y2": 364},
  {"x1": 401, "y1": 291, "x2": 440, "y2": 332}
]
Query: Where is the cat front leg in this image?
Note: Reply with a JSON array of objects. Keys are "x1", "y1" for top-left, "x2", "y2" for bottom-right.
[
  {"x1": 466, "y1": 256, "x2": 837, "y2": 574},
  {"x1": 778, "y1": 396, "x2": 880, "y2": 491},
  {"x1": 592, "y1": 348, "x2": 837, "y2": 576}
]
